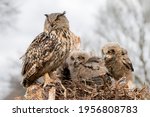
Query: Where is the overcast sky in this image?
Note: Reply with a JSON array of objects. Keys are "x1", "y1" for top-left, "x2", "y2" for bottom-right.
[{"x1": 0, "y1": 0, "x2": 106, "y2": 99}]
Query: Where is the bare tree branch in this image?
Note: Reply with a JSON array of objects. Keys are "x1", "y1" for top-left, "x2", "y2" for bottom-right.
[{"x1": 95, "y1": 0, "x2": 150, "y2": 86}]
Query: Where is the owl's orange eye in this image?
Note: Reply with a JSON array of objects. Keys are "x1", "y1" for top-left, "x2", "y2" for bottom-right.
[
  {"x1": 111, "y1": 49, "x2": 115, "y2": 53},
  {"x1": 70, "y1": 56, "x2": 74, "y2": 60},
  {"x1": 108, "y1": 49, "x2": 115, "y2": 54},
  {"x1": 78, "y1": 56, "x2": 85, "y2": 60},
  {"x1": 51, "y1": 23, "x2": 54, "y2": 27},
  {"x1": 107, "y1": 50, "x2": 111, "y2": 54}
]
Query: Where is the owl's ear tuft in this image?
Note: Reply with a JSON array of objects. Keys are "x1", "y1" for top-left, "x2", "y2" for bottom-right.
[
  {"x1": 121, "y1": 48, "x2": 127, "y2": 55},
  {"x1": 59, "y1": 11, "x2": 66, "y2": 17},
  {"x1": 62, "y1": 11, "x2": 66, "y2": 15},
  {"x1": 44, "y1": 14, "x2": 48, "y2": 18},
  {"x1": 55, "y1": 11, "x2": 66, "y2": 21}
]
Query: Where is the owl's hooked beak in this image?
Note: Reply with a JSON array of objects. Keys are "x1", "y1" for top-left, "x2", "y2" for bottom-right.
[
  {"x1": 62, "y1": 11, "x2": 66, "y2": 15},
  {"x1": 74, "y1": 62, "x2": 78, "y2": 67},
  {"x1": 74, "y1": 60, "x2": 80, "y2": 67},
  {"x1": 103, "y1": 54, "x2": 112, "y2": 61}
]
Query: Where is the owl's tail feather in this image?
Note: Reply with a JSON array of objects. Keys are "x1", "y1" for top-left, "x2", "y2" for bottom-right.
[{"x1": 22, "y1": 64, "x2": 38, "y2": 87}]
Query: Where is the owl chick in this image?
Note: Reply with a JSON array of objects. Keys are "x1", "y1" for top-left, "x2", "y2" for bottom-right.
[
  {"x1": 66, "y1": 51, "x2": 111, "y2": 86},
  {"x1": 66, "y1": 51, "x2": 90, "y2": 80},
  {"x1": 101, "y1": 42, "x2": 134, "y2": 88},
  {"x1": 21, "y1": 11, "x2": 79, "y2": 88}
]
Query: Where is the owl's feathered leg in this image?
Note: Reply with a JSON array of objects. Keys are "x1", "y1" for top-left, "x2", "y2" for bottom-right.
[
  {"x1": 127, "y1": 80, "x2": 135, "y2": 89},
  {"x1": 52, "y1": 73, "x2": 67, "y2": 98},
  {"x1": 57, "y1": 79, "x2": 67, "y2": 98},
  {"x1": 43, "y1": 72, "x2": 67, "y2": 98},
  {"x1": 43, "y1": 72, "x2": 55, "y2": 88},
  {"x1": 43, "y1": 72, "x2": 56, "y2": 100}
]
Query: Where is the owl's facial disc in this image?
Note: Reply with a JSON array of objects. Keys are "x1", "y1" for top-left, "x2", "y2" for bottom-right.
[
  {"x1": 104, "y1": 49, "x2": 115, "y2": 61},
  {"x1": 74, "y1": 58, "x2": 82, "y2": 67},
  {"x1": 44, "y1": 11, "x2": 69, "y2": 33}
]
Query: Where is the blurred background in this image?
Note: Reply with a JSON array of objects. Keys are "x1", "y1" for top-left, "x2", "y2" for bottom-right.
[{"x1": 0, "y1": 0, "x2": 150, "y2": 99}]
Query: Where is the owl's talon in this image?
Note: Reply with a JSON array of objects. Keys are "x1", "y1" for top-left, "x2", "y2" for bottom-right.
[
  {"x1": 61, "y1": 85, "x2": 67, "y2": 98},
  {"x1": 43, "y1": 72, "x2": 56, "y2": 88},
  {"x1": 59, "y1": 82, "x2": 66, "y2": 98},
  {"x1": 43, "y1": 83, "x2": 55, "y2": 90},
  {"x1": 43, "y1": 83, "x2": 56, "y2": 100}
]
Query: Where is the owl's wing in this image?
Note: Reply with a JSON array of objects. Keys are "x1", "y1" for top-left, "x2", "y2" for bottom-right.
[
  {"x1": 29, "y1": 32, "x2": 50, "y2": 52},
  {"x1": 84, "y1": 57, "x2": 102, "y2": 70},
  {"x1": 122, "y1": 54, "x2": 134, "y2": 71},
  {"x1": 86, "y1": 57, "x2": 102, "y2": 63},
  {"x1": 21, "y1": 32, "x2": 56, "y2": 77}
]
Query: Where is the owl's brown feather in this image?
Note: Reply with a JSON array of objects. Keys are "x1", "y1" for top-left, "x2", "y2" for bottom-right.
[
  {"x1": 122, "y1": 53, "x2": 134, "y2": 71},
  {"x1": 22, "y1": 32, "x2": 49, "y2": 75}
]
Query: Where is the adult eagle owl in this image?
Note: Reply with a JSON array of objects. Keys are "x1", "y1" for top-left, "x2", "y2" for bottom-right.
[{"x1": 21, "y1": 11, "x2": 80, "y2": 88}]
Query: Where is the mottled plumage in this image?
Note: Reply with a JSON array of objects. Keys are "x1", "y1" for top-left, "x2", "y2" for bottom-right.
[
  {"x1": 101, "y1": 42, "x2": 134, "y2": 87},
  {"x1": 66, "y1": 51, "x2": 89, "y2": 79},
  {"x1": 21, "y1": 12, "x2": 79, "y2": 87},
  {"x1": 66, "y1": 51, "x2": 111, "y2": 85}
]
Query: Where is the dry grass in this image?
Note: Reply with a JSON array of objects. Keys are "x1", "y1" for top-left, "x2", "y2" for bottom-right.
[
  {"x1": 17, "y1": 76, "x2": 150, "y2": 100},
  {"x1": 55, "y1": 78, "x2": 150, "y2": 100}
]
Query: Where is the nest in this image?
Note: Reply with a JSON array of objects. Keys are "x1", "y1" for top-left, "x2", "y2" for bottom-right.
[
  {"x1": 55, "y1": 78, "x2": 150, "y2": 100},
  {"x1": 17, "y1": 76, "x2": 150, "y2": 100}
]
